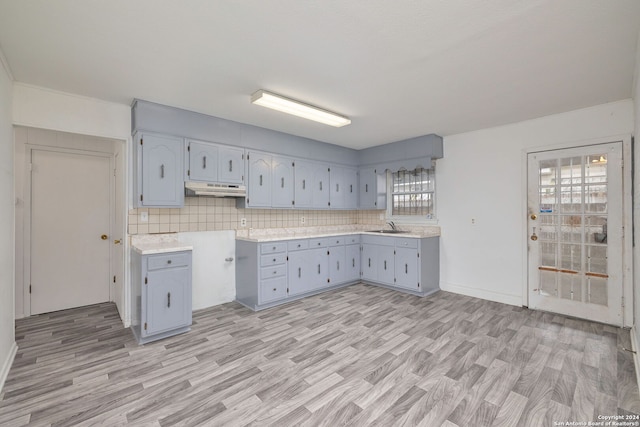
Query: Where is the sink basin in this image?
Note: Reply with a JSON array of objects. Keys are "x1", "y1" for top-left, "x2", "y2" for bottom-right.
[{"x1": 365, "y1": 230, "x2": 410, "y2": 234}]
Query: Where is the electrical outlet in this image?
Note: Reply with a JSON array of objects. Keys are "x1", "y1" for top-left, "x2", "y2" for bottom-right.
[
  {"x1": 140, "y1": 212, "x2": 149, "y2": 223},
  {"x1": 301, "y1": 216, "x2": 305, "y2": 224},
  {"x1": 240, "y1": 218, "x2": 247, "y2": 227},
  {"x1": 471, "y1": 218, "x2": 476, "y2": 225}
]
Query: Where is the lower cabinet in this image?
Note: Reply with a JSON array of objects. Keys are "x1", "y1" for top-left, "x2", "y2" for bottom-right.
[
  {"x1": 345, "y1": 244, "x2": 361, "y2": 282},
  {"x1": 361, "y1": 244, "x2": 378, "y2": 281},
  {"x1": 131, "y1": 250, "x2": 192, "y2": 344}
]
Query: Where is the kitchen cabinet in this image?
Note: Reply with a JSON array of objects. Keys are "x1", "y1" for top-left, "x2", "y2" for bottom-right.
[
  {"x1": 361, "y1": 243, "x2": 378, "y2": 281},
  {"x1": 272, "y1": 155, "x2": 295, "y2": 208},
  {"x1": 294, "y1": 160, "x2": 330, "y2": 209},
  {"x1": 245, "y1": 152, "x2": 272, "y2": 207},
  {"x1": 358, "y1": 167, "x2": 386, "y2": 210},
  {"x1": 131, "y1": 249, "x2": 192, "y2": 344},
  {"x1": 218, "y1": 146, "x2": 244, "y2": 184},
  {"x1": 345, "y1": 243, "x2": 361, "y2": 282},
  {"x1": 136, "y1": 133, "x2": 184, "y2": 207},
  {"x1": 309, "y1": 247, "x2": 330, "y2": 290},
  {"x1": 288, "y1": 248, "x2": 314, "y2": 296},
  {"x1": 328, "y1": 244, "x2": 346, "y2": 284},
  {"x1": 314, "y1": 165, "x2": 331, "y2": 208},
  {"x1": 395, "y1": 246, "x2": 419, "y2": 290},
  {"x1": 187, "y1": 140, "x2": 218, "y2": 182},
  {"x1": 330, "y1": 166, "x2": 358, "y2": 209},
  {"x1": 377, "y1": 245, "x2": 396, "y2": 285}
]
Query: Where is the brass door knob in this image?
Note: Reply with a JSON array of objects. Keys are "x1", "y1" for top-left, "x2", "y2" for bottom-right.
[
  {"x1": 101, "y1": 234, "x2": 108, "y2": 240},
  {"x1": 530, "y1": 214, "x2": 537, "y2": 220},
  {"x1": 530, "y1": 234, "x2": 538, "y2": 241}
]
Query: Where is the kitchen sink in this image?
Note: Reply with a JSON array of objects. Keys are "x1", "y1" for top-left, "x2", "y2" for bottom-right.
[{"x1": 365, "y1": 230, "x2": 410, "y2": 234}]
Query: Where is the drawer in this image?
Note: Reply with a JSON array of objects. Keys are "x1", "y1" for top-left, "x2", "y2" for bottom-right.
[
  {"x1": 328, "y1": 237, "x2": 344, "y2": 246},
  {"x1": 259, "y1": 277, "x2": 288, "y2": 304},
  {"x1": 395, "y1": 238, "x2": 418, "y2": 249},
  {"x1": 287, "y1": 239, "x2": 309, "y2": 251},
  {"x1": 147, "y1": 252, "x2": 191, "y2": 270},
  {"x1": 346, "y1": 235, "x2": 360, "y2": 245},
  {"x1": 361, "y1": 234, "x2": 394, "y2": 246},
  {"x1": 260, "y1": 253, "x2": 287, "y2": 267},
  {"x1": 260, "y1": 242, "x2": 287, "y2": 254},
  {"x1": 261, "y1": 264, "x2": 286, "y2": 279},
  {"x1": 308, "y1": 238, "x2": 329, "y2": 248}
]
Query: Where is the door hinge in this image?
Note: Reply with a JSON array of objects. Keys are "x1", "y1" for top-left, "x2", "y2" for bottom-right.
[
  {"x1": 242, "y1": 175, "x2": 244, "y2": 182},
  {"x1": 622, "y1": 296, "x2": 625, "y2": 308},
  {"x1": 144, "y1": 322, "x2": 147, "y2": 330},
  {"x1": 328, "y1": 202, "x2": 331, "y2": 206},
  {"x1": 292, "y1": 200, "x2": 295, "y2": 206},
  {"x1": 286, "y1": 256, "x2": 289, "y2": 261},
  {"x1": 247, "y1": 154, "x2": 250, "y2": 160},
  {"x1": 187, "y1": 170, "x2": 190, "y2": 176},
  {"x1": 187, "y1": 145, "x2": 190, "y2": 151},
  {"x1": 394, "y1": 250, "x2": 396, "y2": 255},
  {"x1": 327, "y1": 251, "x2": 330, "y2": 255},
  {"x1": 140, "y1": 138, "x2": 143, "y2": 145},
  {"x1": 327, "y1": 279, "x2": 330, "y2": 283},
  {"x1": 394, "y1": 278, "x2": 396, "y2": 282},
  {"x1": 144, "y1": 277, "x2": 148, "y2": 284},
  {"x1": 140, "y1": 194, "x2": 143, "y2": 201},
  {"x1": 247, "y1": 198, "x2": 250, "y2": 204},
  {"x1": 328, "y1": 167, "x2": 330, "y2": 172},
  {"x1": 113, "y1": 275, "x2": 116, "y2": 283},
  {"x1": 418, "y1": 282, "x2": 420, "y2": 288},
  {"x1": 29, "y1": 284, "x2": 31, "y2": 294},
  {"x1": 417, "y1": 253, "x2": 420, "y2": 258},
  {"x1": 292, "y1": 162, "x2": 295, "y2": 167},
  {"x1": 286, "y1": 288, "x2": 289, "y2": 293}
]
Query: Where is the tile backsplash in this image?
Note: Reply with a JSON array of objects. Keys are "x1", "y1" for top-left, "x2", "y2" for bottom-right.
[{"x1": 128, "y1": 197, "x2": 386, "y2": 235}]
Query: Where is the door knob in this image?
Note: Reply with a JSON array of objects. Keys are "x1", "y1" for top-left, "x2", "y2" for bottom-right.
[
  {"x1": 101, "y1": 235, "x2": 108, "y2": 240},
  {"x1": 530, "y1": 214, "x2": 537, "y2": 220}
]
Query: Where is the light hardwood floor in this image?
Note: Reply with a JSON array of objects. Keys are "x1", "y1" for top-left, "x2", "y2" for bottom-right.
[{"x1": 1, "y1": 284, "x2": 639, "y2": 426}]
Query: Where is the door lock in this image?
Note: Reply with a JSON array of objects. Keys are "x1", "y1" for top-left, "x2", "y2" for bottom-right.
[
  {"x1": 530, "y1": 227, "x2": 538, "y2": 241},
  {"x1": 101, "y1": 234, "x2": 108, "y2": 240}
]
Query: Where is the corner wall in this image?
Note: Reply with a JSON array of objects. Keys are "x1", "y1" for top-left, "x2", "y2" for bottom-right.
[
  {"x1": 439, "y1": 100, "x2": 634, "y2": 306},
  {"x1": 632, "y1": 31, "x2": 640, "y2": 350},
  {"x1": 0, "y1": 51, "x2": 16, "y2": 392}
]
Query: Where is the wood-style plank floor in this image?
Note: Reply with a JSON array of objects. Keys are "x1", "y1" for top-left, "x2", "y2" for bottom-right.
[{"x1": 1, "y1": 284, "x2": 639, "y2": 426}]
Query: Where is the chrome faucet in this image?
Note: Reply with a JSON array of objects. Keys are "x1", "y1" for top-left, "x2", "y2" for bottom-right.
[{"x1": 387, "y1": 221, "x2": 397, "y2": 231}]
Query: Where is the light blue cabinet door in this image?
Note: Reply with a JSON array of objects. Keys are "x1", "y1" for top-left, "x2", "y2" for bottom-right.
[
  {"x1": 329, "y1": 245, "x2": 346, "y2": 284},
  {"x1": 345, "y1": 244, "x2": 360, "y2": 282},
  {"x1": 140, "y1": 134, "x2": 184, "y2": 207},
  {"x1": 377, "y1": 246, "x2": 395, "y2": 285},
  {"x1": 145, "y1": 267, "x2": 191, "y2": 336},
  {"x1": 294, "y1": 160, "x2": 313, "y2": 208},
  {"x1": 330, "y1": 167, "x2": 345, "y2": 209},
  {"x1": 288, "y1": 250, "x2": 313, "y2": 295},
  {"x1": 309, "y1": 248, "x2": 329, "y2": 290},
  {"x1": 218, "y1": 146, "x2": 244, "y2": 184},
  {"x1": 247, "y1": 152, "x2": 272, "y2": 207},
  {"x1": 344, "y1": 168, "x2": 359, "y2": 209},
  {"x1": 395, "y1": 247, "x2": 419, "y2": 290},
  {"x1": 187, "y1": 140, "x2": 218, "y2": 182},
  {"x1": 313, "y1": 164, "x2": 330, "y2": 209},
  {"x1": 361, "y1": 244, "x2": 378, "y2": 281},
  {"x1": 358, "y1": 167, "x2": 377, "y2": 209},
  {"x1": 272, "y1": 155, "x2": 294, "y2": 208}
]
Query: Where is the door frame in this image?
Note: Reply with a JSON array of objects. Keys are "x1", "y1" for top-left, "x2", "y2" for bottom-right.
[
  {"x1": 521, "y1": 134, "x2": 633, "y2": 327},
  {"x1": 23, "y1": 144, "x2": 116, "y2": 317}
]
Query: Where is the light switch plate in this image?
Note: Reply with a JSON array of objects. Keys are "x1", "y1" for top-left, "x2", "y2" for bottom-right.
[
  {"x1": 301, "y1": 216, "x2": 305, "y2": 224},
  {"x1": 140, "y1": 211, "x2": 149, "y2": 222}
]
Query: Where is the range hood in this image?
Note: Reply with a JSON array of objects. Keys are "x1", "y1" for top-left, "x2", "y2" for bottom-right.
[{"x1": 185, "y1": 182, "x2": 246, "y2": 198}]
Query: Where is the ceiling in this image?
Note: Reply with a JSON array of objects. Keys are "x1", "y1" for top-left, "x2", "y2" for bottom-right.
[{"x1": 0, "y1": 1, "x2": 639, "y2": 149}]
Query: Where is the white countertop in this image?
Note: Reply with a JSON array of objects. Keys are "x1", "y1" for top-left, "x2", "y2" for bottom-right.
[
  {"x1": 235, "y1": 225, "x2": 440, "y2": 242},
  {"x1": 131, "y1": 234, "x2": 193, "y2": 255}
]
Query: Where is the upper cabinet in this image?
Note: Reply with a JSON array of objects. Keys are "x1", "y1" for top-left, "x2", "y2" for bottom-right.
[
  {"x1": 272, "y1": 155, "x2": 295, "y2": 208},
  {"x1": 330, "y1": 166, "x2": 358, "y2": 209},
  {"x1": 294, "y1": 160, "x2": 330, "y2": 209},
  {"x1": 136, "y1": 133, "x2": 184, "y2": 207},
  {"x1": 186, "y1": 139, "x2": 245, "y2": 184},
  {"x1": 218, "y1": 146, "x2": 245, "y2": 184},
  {"x1": 245, "y1": 152, "x2": 272, "y2": 207},
  {"x1": 359, "y1": 167, "x2": 380, "y2": 209}
]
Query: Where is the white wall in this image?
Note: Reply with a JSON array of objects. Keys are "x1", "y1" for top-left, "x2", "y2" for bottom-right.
[
  {"x1": 439, "y1": 100, "x2": 634, "y2": 306},
  {"x1": 0, "y1": 52, "x2": 16, "y2": 392},
  {"x1": 632, "y1": 31, "x2": 640, "y2": 352}
]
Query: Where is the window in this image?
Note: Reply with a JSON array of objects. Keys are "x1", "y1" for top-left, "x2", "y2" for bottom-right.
[{"x1": 387, "y1": 166, "x2": 436, "y2": 221}]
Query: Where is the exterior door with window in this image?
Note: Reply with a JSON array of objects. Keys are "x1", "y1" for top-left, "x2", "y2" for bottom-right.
[{"x1": 527, "y1": 142, "x2": 623, "y2": 325}]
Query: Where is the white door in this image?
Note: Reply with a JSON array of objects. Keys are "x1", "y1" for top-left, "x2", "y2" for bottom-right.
[
  {"x1": 527, "y1": 142, "x2": 623, "y2": 325},
  {"x1": 31, "y1": 149, "x2": 111, "y2": 314},
  {"x1": 112, "y1": 147, "x2": 125, "y2": 317}
]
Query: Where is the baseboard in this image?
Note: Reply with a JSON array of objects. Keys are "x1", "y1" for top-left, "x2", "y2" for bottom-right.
[
  {"x1": 439, "y1": 281, "x2": 522, "y2": 307},
  {"x1": 630, "y1": 326, "x2": 640, "y2": 393},
  {"x1": 0, "y1": 342, "x2": 17, "y2": 393}
]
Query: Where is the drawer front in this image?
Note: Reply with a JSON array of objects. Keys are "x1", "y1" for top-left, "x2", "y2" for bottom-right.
[
  {"x1": 260, "y1": 242, "x2": 287, "y2": 255},
  {"x1": 361, "y1": 234, "x2": 394, "y2": 246},
  {"x1": 287, "y1": 240, "x2": 309, "y2": 251},
  {"x1": 328, "y1": 237, "x2": 344, "y2": 247},
  {"x1": 261, "y1": 264, "x2": 286, "y2": 279},
  {"x1": 260, "y1": 253, "x2": 287, "y2": 267},
  {"x1": 147, "y1": 252, "x2": 191, "y2": 270},
  {"x1": 346, "y1": 235, "x2": 361, "y2": 245},
  {"x1": 308, "y1": 238, "x2": 329, "y2": 248},
  {"x1": 395, "y1": 238, "x2": 418, "y2": 249},
  {"x1": 259, "y1": 277, "x2": 288, "y2": 304}
]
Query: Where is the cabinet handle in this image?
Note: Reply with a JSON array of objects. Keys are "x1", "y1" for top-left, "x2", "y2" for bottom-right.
[
  {"x1": 260, "y1": 175, "x2": 263, "y2": 186},
  {"x1": 281, "y1": 177, "x2": 284, "y2": 188},
  {"x1": 319, "y1": 181, "x2": 323, "y2": 191},
  {"x1": 336, "y1": 183, "x2": 339, "y2": 192},
  {"x1": 298, "y1": 267, "x2": 301, "y2": 278},
  {"x1": 368, "y1": 258, "x2": 371, "y2": 268},
  {"x1": 384, "y1": 260, "x2": 387, "y2": 270},
  {"x1": 160, "y1": 164, "x2": 165, "y2": 178},
  {"x1": 203, "y1": 156, "x2": 207, "y2": 169},
  {"x1": 167, "y1": 260, "x2": 172, "y2": 265},
  {"x1": 302, "y1": 179, "x2": 306, "y2": 190},
  {"x1": 352, "y1": 258, "x2": 355, "y2": 267},
  {"x1": 365, "y1": 183, "x2": 368, "y2": 193},
  {"x1": 337, "y1": 261, "x2": 340, "y2": 270},
  {"x1": 318, "y1": 264, "x2": 321, "y2": 274},
  {"x1": 350, "y1": 184, "x2": 353, "y2": 193},
  {"x1": 405, "y1": 264, "x2": 408, "y2": 274},
  {"x1": 167, "y1": 292, "x2": 171, "y2": 308},
  {"x1": 229, "y1": 159, "x2": 233, "y2": 172}
]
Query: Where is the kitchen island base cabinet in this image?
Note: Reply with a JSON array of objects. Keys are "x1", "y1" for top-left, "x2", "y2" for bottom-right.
[{"x1": 131, "y1": 250, "x2": 192, "y2": 344}]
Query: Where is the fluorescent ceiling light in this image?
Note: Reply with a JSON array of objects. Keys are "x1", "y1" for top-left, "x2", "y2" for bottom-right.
[{"x1": 251, "y1": 90, "x2": 351, "y2": 128}]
